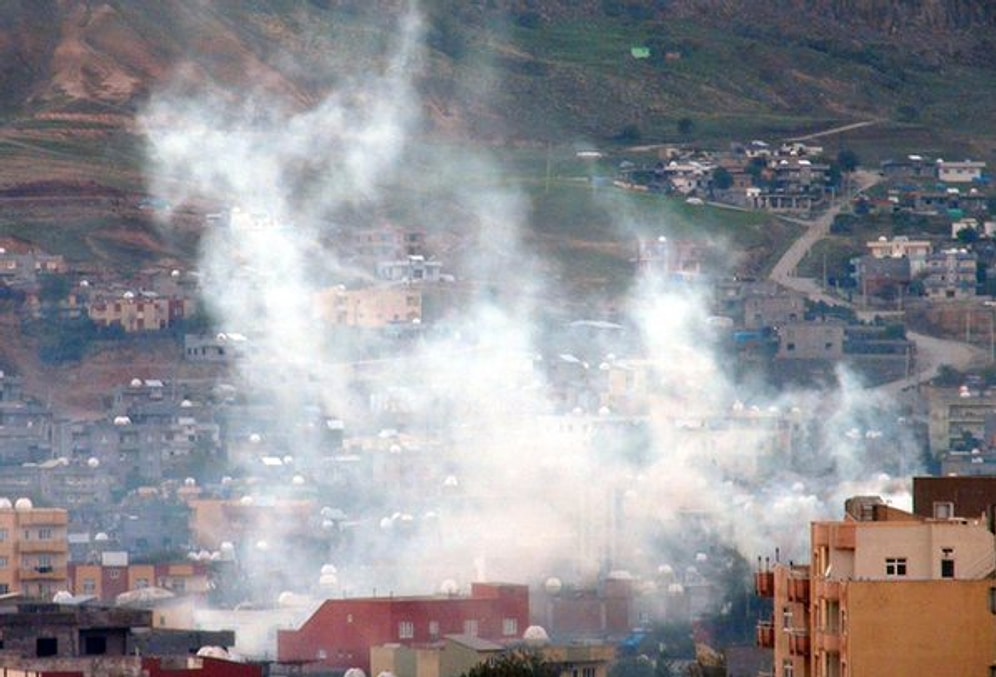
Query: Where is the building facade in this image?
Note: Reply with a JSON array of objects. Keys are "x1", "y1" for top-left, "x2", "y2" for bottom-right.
[
  {"x1": 0, "y1": 501, "x2": 69, "y2": 598},
  {"x1": 277, "y1": 583, "x2": 529, "y2": 673},
  {"x1": 756, "y1": 496, "x2": 996, "y2": 677}
]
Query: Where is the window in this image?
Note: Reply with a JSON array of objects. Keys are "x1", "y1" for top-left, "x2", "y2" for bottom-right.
[
  {"x1": 36, "y1": 637, "x2": 58, "y2": 657},
  {"x1": 38, "y1": 528, "x2": 52, "y2": 540},
  {"x1": 782, "y1": 606, "x2": 793, "y2": 630},
  {"x1": 136, "y1": 578, "x2": 149, "y2": 589},
  {"x1": 0, "y1": 529, "x2": 7, "y2": 542},
  {"x1": 783, "y1": 659, "x2": 794, "y2": 677},
  {"x1": 502, "y1": 618, "x2": 518, "y2": 636},
  {"x1": 0, "y1": 557, "x2": 7, "y2": 568},
  {"x1": 933, "y1": 501, "x2": 954, "y2": 519},
  {"x1": 84, "y1": 636, "x2": 106, "y2": 655},
  {"x1": 398, "y1": 621, "x2": 414, "y2": 639},
  {"x1": 463, "y1": 619, "x2": 479, "y2": 636},
  {"x1": 582, "y1": 669, "x2": 595, "y2": 677},
  {"x1": 109, "y1": 569, "x2": 120, "y2": 580},
  {"x1": 885, "y1": 557, "x2": 907, "y2": 577},
  {"x1": 941, "y1": 558, "x2": 955, "y2": 578},
  {"x1": 428, "y1": 621, "x2": 439, "y2": 638},
  {"x1": 82, "y1": 579, "x2": 96, "y2": 594}
]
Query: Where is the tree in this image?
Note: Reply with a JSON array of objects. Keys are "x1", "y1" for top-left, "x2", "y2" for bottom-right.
[
  {"x1": 836, "y1": 148, "x2": 860, "y2": 173},
  {"x1": 609, "y1": 656, "x2": 655, "y2": 677},
  {"x1": 677, "y1": 117, "x2": 695, "y2": 137},
  {"x1": 615, "y1": 123, "x2": 642, "y2": 144},
  {"x1": 711, "y1": 166, "x2": 733, "y2": 190},
  {"x1": 461, "y1": 650, "x2": 560, "y2": 677}
]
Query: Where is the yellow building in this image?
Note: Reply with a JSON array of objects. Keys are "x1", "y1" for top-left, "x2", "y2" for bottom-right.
[
  {"x1": 372, "y1": 635, "x2": 615, "y2": 677},
  {"x1": 0, "y1": 499, "x2": 69, "y2": 598},
  {"x1": 316, "y1": 286, "x2": 421, "y2": 328},
  {"x1": 757, "y1": 496, "x2": 996, "y2": 677}
]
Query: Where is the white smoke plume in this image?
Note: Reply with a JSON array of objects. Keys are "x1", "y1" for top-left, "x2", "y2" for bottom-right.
[{"x1": 139, "y1": 1, "x2": 919, "y2": 610}]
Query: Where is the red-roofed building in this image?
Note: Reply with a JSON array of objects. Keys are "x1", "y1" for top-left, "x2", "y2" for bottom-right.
[{"x1": 277, "y1": 583, "x2": 529, "y2": 673}]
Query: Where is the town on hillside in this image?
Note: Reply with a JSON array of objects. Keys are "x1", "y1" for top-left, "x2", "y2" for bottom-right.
[{"x1": 0, "y1": 127, "x2": 993, "y2": 677}]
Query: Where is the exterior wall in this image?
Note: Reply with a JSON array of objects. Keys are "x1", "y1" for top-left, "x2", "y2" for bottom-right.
[
  {"x1": 144, "y1": 657, "x2": 262, "y2": 677},
  {"x1": 0, "y1": 507, "x2": 69, "y2": 598},
  {"x1": 937, "y1": 161, "x2": 985, "y2": 183},
  {"x1": 316, "y1": 287, "x2": 422, "y2": 328},
  {"x1": 72, "y1": 565, "x2": 103, "y2": 599},
  {"x1": 851, "y1": 521, "x2": 995, "y2": 580},
  {"x1": 128, "y1": 565, "x2": 156, "y2": 592},
  {"x1": 277, "y1": 583, "x2": 529, "y2": 673},
  {"x1": 925, "y1": 386, "x2": 996, "y2": 454},
  {"x1": 372, "y1": 645, "x2": 443, "y2": 677},
  {"x1": 912, "y1": 475, "x2": 996, "y2": 520},
  {"x1": 89, "y1": 296, "x2": 195, "y2": 333},
  {"x1": 777, "y1": 323, "x2": 844, "y2": 360},
  {"x1": 845, "y1": 580, "x2": 996, "y2": 676},
  {"x1": 187, "y1": 499, "x2": 316, "y2": 550}
]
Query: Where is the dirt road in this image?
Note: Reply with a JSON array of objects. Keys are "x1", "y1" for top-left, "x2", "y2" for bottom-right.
[{"x1": 767, "y1": 169, "x2": 988, "y2": 389}]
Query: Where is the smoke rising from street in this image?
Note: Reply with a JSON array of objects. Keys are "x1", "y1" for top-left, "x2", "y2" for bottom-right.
[{"x1": 139, "y1": 1, "x2": 918, "y2": 606}]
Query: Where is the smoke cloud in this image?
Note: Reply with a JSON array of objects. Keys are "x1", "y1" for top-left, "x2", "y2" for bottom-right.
[{"x1": 139, "y1": 1, "x2": 918, "y2": 613}]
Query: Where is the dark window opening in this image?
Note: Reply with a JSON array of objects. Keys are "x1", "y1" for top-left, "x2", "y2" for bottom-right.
[
  {"x1": 941, "y1": 559, "x2": 955, "y2": 578},
  {"x1": 36, "y1": 637, "x2": 57, "y2": 657}
]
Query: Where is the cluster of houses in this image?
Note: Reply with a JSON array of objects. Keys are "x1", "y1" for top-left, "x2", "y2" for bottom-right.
[{"x1": 614, "y1": 138, "x2": 834, "y2": 212}]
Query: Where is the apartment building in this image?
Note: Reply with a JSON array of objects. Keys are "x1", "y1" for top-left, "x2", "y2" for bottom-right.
[
  {"x1": 755, "y1": 495, "x2": 996, "y2": 677},
  {"x1": 277, "y1": 583, "x2": 529, "y2": 673},
  {"x1": 315, "y1": 286, "x2": 421, "y2": 328},
  {"x1": 0, "y1": 499, "x2": 69, "y2": 598}
]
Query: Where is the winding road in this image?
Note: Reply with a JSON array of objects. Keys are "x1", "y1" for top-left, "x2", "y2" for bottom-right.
[{"x1": 766, "y1": 169, "x2": 987, "y2": 392}]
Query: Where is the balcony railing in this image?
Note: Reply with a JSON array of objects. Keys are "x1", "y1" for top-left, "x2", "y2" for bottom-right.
[
  {"x1": 814, "y1": 578, "x2": 841, "y2": 601},
  {"x1": 787, "y1": 575, "x2": 810, "y2": 604},
  {"x1": 756, "y1": 621, "x2": 774, "y2": 648},
  {"x1": 754, "y1": 571, "x2": 774, "y2": 597},
  {"x1": 788, "y1": 630, "x2": 810, "y2": 656},
  {"x1": 18, "y1": 565, "x2": 67, "y2": 581},
  {"x1": 815, "y1": 628, "x2": 841, "y2": 653},
  {"x1": 17, "y1": 540, "x2": 68, "y2": 554}
]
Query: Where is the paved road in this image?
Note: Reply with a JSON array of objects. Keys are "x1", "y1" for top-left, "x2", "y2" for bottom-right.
[{"x1": 767, "y1": 170, "x2": 988, "y2": 390}]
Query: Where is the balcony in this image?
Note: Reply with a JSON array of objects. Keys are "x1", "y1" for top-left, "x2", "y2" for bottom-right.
[
  {"x1": 756, "y1": 621, "x2": 774, "y2": 648},
  {"x1": 814, "y1": 578, "x2": 841, "y2": 601},
  {"x1": 815, "y1": 629, "x2": 841, "y2": 653},
  {"x1": 754, "y1": 571, "x2": 774, "y2": 597},
  {"x1": 18, "y1": 565, "x2": 67, "y2": 581},
  {"x1": 787, "y1": 575, "x2": 810, "y2": 604},
  {"x1": 18, "y1": 540, "x2": 67, "y2": 554},
  {"x1": 787, "y1": 630, "x2": 810, "y2": 657}
]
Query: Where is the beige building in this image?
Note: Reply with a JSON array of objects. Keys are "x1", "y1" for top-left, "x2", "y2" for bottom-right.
[
  {"x1": 372, "y1": 635, "x2": 615, "y2": 677},
  {"x1": 865, "y1": 236, "x2": 931, "y2": 275},
  {"x1": 316, "y1": 286, "x2": 421, "y2": 328},
  {"x1": 757, "y1": 496, "x2": 996, "y2": 677},
  {"x1": 89, "y1": 292, "x2": 196, "y2": 332},
  {"x1": 0, "y1": 500, "x2": 69, "y2": 598},
  {"x1": 937, "y1": 159, "x2": 986, "y2": 183}
]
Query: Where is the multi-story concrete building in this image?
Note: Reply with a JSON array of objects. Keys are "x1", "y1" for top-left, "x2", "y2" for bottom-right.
[
  {"x1": 937, "y1": 159, "x2": 986, "y2": 183},
  {"x1": 0, "y1": 499, "x2": 69, "y2": 598},
  {"x1": 277, "y1": 583, "x2": 529, "y2": 673},
  {"x1": 755, "y1": 495, "x2": 996, "y2": 677},
  {"x1": 923, "y1": 248, "x2": 977, "y2": 300},
  {"x1": 924, "y1": 384, "x2": 996, "y2": 455},
  {"x1": 865, "y1": 235, "x2": 931, "y2": 275},
  {"x1": 315, "y1": 286, "x2": 421, "y2": 328},
  {"x1": 88, "y1": 290, "x2": 196, "y2": 332},
  {"x1": 69, "y1": 559, "x2": 211, "y2": 604}
]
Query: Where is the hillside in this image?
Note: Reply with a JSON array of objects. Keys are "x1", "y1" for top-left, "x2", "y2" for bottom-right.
[{"x1": 0, "y1": 1, "x2": 992, "y2": 409}]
